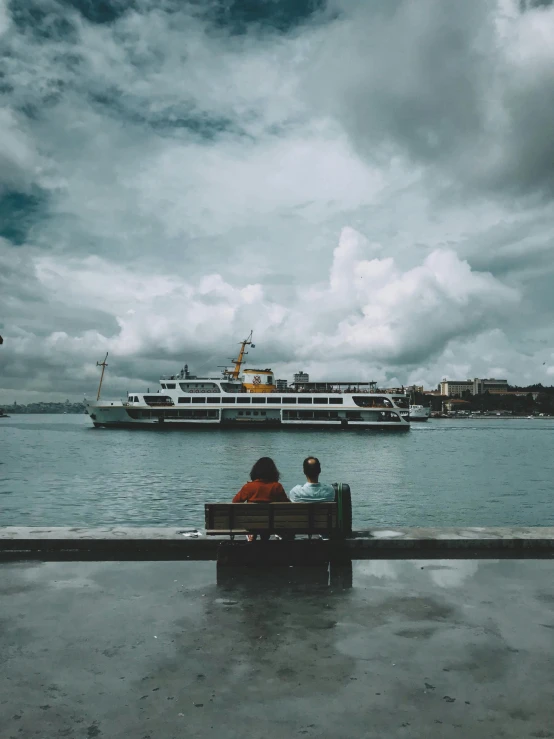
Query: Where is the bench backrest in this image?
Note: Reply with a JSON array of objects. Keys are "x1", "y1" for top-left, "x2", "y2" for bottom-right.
[
  {"x1": 205, "y1": 502, "x2": 337, "y2": 536},
  {"x1": 205, "y1": 482, "x2": 352, "y2": 538}
]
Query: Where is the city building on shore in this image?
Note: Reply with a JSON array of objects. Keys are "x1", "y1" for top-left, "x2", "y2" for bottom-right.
[{"x1": 439, "y1": 378, "x2": 509, "y2": 397}]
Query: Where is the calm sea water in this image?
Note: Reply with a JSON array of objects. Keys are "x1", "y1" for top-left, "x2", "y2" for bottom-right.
[{"x1": 1, "y1": 414, "x2": 553, "y2": 529}]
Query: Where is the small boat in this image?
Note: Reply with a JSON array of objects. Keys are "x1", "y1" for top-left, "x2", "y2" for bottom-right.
[{"x1": 409, "y1": 404, "x2": 431, "y2": 422}]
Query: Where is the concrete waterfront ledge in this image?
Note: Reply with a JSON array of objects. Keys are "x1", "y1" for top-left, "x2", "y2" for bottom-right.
[{"x1": 1, "y1": 526, "x2": 554, "y2": 560}]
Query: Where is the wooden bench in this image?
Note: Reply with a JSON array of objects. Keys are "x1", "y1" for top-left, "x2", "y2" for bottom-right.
[{"x1": 204, "y1": 483, "x2": 352, "y2": 540}]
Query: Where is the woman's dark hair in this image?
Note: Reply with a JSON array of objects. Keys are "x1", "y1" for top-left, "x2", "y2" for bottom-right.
[{"x1": 250, "y1": 456, "x2": 280, "y2": 482}]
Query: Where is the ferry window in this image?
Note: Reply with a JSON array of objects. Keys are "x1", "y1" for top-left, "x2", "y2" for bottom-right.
[
  {"x1": 329, "y1": 398, "x2": 343, "y2": 404},
  {"x1": 267, "y1": 397, "x2": 281, "y2": 404},
  {"x1": 238, "y1": 411, "x2": 243, "y2": 416},
  {"x1": 393, "y1": 396, "x2": 409, "y2": 408},
  {"x1": 246, "y1": 411, "x2": 251, "y2": 416},
  {"x1": 128, "y1": 396, "x2": 133, "y2": 402},
  {"x1": 261, "y1": 411, "x2": 266, "y2": 416},
  {"x1": 220, "y1": 383, "x2": 240, "y2": 393},
  {"x1": 253, "y1": 411, "x2": 259, "y2": 416},
  {"x1": 266, "y1": 376, "x2": 272, "y2": 384},
  {"x1": 166, "y1": 383, "x2": 176, "y2": 389},
  {"x1": 161, "y1": 383, "x2": 166, "y2": 389},
  {"x1": 194, "y1": 397, "x2": 206, "y2": 403},
  {"x1": 238, "y1": 396, "x2": 251, "y2": 403},
  {"x1": 144, "y1": 395, "x2": 173, "y2": 405},
  {"x1": 346, "y1": 411, "x2": 362, "y2": 420},
  {"x1": 251, "y1": 397, "x2": 266, "y2": 403},
  {"x1": 299, "y1": 411, "x2": 314, "y2": 419},
  {"x1": 353, "y1": 396, "x2": 374, "y2": 408},
  {"x1": 178, "y1": 397, "x2": 191, "y2": 403},
  {"x1": 207, "y1": 397, "x2": 219, "y2": 403},
  {"x1": 222, "y1": 397, "x2": 235, "y2": 403},
  {"x1": 303, "y1": 397, "x2": 313, "y2": 404},
  {"x1": 282, "y1": 397, "x2": 296, "y2": 404},
  {"x1": 318, "y1": 398, "x2": 328, "y2": 404}
]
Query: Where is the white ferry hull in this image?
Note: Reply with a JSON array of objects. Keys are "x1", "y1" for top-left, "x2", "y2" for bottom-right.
[{"x1": 86, "y1": 399, "x2": 410, "y2": 431}]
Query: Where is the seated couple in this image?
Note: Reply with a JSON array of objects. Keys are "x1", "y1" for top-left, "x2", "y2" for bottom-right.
[
  {"x1": 232, "y1": 456, "x2": 334, "y2": 541},
  {"x1": 232, "y1": 456, "x2": 335, "y2": 505}
]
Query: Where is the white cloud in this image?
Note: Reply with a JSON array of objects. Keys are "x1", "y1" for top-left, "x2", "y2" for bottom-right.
[
  {"x1": 0, "y1": 0, "x2": 9, "y2": 36},
  {"x1": 291, "y1": 228, "x2": 519, "y2": 365},
  {"x1": 0, "y1": 109, "x2": 44, "y2": 194},
  {"x1": 1, "y1": 0, "x2": 554, "y2": 399},
  {"x1": 2, "y1": 228, "x2": 525, "y2": 398}
]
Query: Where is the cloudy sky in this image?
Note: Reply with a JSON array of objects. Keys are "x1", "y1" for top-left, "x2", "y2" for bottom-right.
[{"x1": 1, "y1": 0, "x2": 554, "y2": 402}]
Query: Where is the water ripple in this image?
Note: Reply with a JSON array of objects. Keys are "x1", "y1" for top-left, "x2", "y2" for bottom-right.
[{"x1": 1, "y1": 415, "x2": 553, "y2": 527}]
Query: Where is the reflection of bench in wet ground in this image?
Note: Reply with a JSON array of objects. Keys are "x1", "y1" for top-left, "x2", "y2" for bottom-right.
[
  {"x1": 216, "y1": 561, "x2": 353, "y2": 590},
  {"x1": 216, "y1": 538, "x2": 352, "y2": 566}
]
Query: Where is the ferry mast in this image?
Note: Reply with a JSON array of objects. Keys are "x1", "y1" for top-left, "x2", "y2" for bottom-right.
[
  {"x1": 96, "y1": 353, "x2": 109, "y2": 400},
  {"x1": 223, "y1": 330, "x2": 254, "y2": 380}
]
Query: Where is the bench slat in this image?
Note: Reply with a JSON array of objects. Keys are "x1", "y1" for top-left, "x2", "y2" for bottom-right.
[
  {"x1": 205, "y1": 502, "x2": 338, "y2": 536},
  {"x1": 210, "y1": 514, "x2": 336, "y2": 529}
]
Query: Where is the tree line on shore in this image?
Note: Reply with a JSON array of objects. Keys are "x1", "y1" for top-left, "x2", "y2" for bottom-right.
[
  {"x1": 414, "y1": 384, "x2": 554, "y2": 416},
  {"x1": 0, "y1": 402, "x2": 86, "y2": 414}
]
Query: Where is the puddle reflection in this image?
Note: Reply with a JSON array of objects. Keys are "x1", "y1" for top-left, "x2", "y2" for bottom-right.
[{"x1": 217, "y1": 561, "x2": 353, "y2": 591}]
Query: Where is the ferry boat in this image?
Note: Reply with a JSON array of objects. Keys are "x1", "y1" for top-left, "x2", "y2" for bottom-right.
[
  {"x1": 409, "y1": 404, "x2": 431, "y2": 422},
  {"x1": 85, "y1": 333, "x2": 410, "y2": 431}
]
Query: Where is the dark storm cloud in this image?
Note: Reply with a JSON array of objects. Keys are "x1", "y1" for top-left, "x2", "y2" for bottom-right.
[
  {"x1": 0, "y1": 246, "x2": 119, "y2": 338},
  {"x1": 520, "y1": 0, "x2": 554, "y2": 9},
  {"x1": 0, "y1": 189, "x2": 47, "y2": 244},
  {"x1": 313, "y1": 0, "x2": 554, "y2": 198},
  {"x1": 201, "y1": 0, "x2": 327, "y2": 35},
  {"x1": 9, "y1": 0, "x2": 327, "y2": 37}
]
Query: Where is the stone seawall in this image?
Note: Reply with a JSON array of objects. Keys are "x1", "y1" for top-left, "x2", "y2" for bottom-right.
[{"x1": 1, "y1": 526, "x2": 553, "y2": 560}]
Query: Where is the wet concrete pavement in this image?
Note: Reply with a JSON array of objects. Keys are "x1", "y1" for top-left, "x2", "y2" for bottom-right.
[{"x1": 1, "y1": 559, "x2": 553, "y2": 738}]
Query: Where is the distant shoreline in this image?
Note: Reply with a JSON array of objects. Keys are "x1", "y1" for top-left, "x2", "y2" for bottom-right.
[
  {"x1": 433, "y1": 415, "x2": 552, "y2": 419},
  {"x1": 0, "y1": 411, "x2": 86, "y2": 415}
]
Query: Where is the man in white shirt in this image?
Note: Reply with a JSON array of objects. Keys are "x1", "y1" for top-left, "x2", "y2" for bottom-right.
[{"x1": 289, "y1": 457, "x2": 335, "y2": 502}]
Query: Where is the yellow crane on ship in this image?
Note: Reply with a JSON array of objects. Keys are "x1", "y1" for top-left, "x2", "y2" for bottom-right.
[
  {"x1": 223, "y1": 330, "x2": 255, "y2": 380},
  {"x1": 222, "y1": 331, "x2": 276, "y2": 392}
]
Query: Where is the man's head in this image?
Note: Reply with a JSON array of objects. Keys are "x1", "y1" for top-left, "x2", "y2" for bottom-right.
[{"x1": 303, "y1": 456, "x2": 321, "y2": 481}]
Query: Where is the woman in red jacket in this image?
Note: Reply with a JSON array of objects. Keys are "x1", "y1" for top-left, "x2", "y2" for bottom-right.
[
  {"x1": 233, "y1": 457, "x2": 289, "y2": 503},
  {"x1": 233, "y1": 457, "x2": 289, "y2": 540}
]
